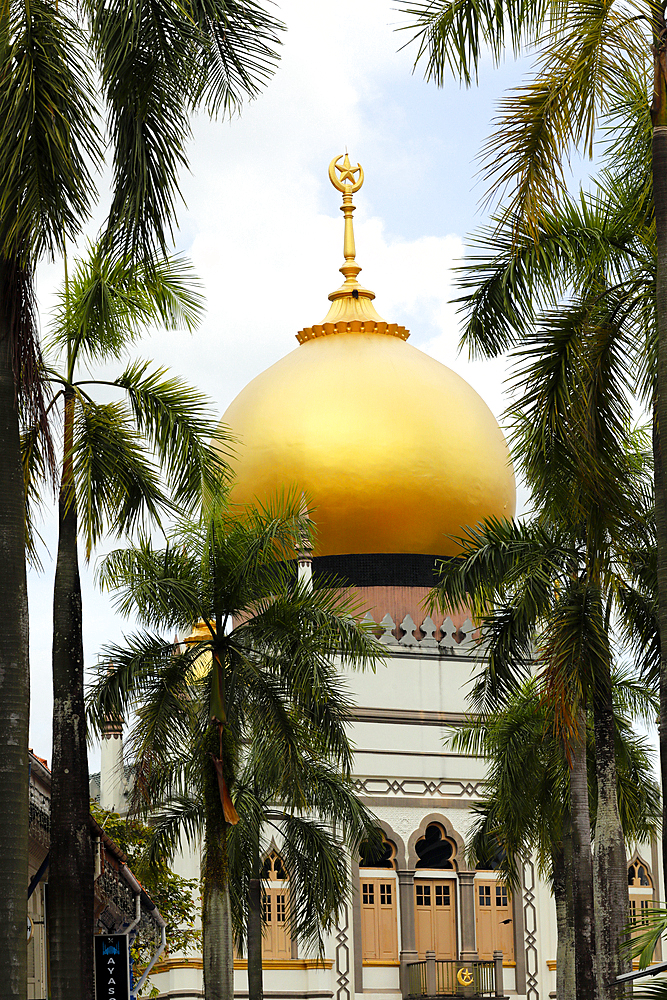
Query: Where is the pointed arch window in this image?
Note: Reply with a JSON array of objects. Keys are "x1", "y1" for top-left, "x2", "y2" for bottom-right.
[
  {"x1": 628, "y1": 859, "x2": 652, "y2": 889},
  {"x1": 628, "y1": 857, "x2": 654, "y2": 933},
  {"x1": 359, "y1": 832, "x2": 398, "y2": 963},
  {"x1": 262, "y1": 851, "x2": 288, "y2": 881},
  {"x1": 262, "y1": 851, "x2": 290, "y2": 959}
]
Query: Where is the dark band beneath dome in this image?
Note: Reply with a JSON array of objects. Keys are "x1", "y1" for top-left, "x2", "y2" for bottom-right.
[{"x1": 311, "y1": 553, "x2": 446, "y2": 588}]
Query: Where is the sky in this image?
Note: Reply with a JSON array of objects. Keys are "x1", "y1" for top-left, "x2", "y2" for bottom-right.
[{"x1": 28, "y1": 1, "x2": 546, "y2": 767}]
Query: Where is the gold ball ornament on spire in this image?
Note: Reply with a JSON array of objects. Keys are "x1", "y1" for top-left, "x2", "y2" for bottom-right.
[{"x1": 219, "y1": 154, "x2": 516, "y2": 558}]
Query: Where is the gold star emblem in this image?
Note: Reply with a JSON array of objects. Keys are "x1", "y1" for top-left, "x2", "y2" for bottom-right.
[
  {"x1": 336, "y1": 154, "x2": 359, "y2": 184},
  {"x1": 457, "y1": 968, "x2": 474, "y2": 987},
  {"x1": 329, "y1": 153, "x2": 364, "y2": 194}
]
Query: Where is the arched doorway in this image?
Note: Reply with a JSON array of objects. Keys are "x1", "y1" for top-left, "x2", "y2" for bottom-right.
[
  {"x1": 413, "y1": 823, "x2": 457, "y2": 960},
  {"x1": 261, "y1": 851, "x2": 291, "y2": 960},
  {"x1": 359, "y1": 834, "x2": 399, "y2": 963}
]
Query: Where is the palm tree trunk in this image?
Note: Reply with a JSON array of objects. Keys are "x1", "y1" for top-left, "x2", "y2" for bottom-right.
[
  {"x1": 553, "y1": 827, "x2": 575, "y2": 1000},
  {"x1": 569, "y1": 714, "x2": 597, "y2": 1000},
  {"x1": 654, "y1": 415, "x2": 667, "y2": 897},
  {"x1": 48, "y1": 389, "x2": 94, "y2": 1000},
  {"x1": 203, "y1": 728, "x2": 234, "y2": 1000},
  {"x1": 203, "y1": 856, "x2": 234, "y2": 1000},
  {"x1": 651, "y1": 5, "x2": 667, "y2": 899},
  {"x1": 248, "y1": 846, "x2": 264, "y2": 1000},
  {"x1": 0, "y1": 290, "x2": 30, "y2": 1000},
  {"x1": 592, "y1": 669, "x2": 629, "y2": 999}
]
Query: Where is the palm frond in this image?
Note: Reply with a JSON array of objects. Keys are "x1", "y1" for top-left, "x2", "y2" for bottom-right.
[
  {"x1": 540, "y1": 581, "x2": 608, "y2": 737},
  {"x1": 456, "y1": 179, "x2": 654, "y2": 362},
  {"x1": 430, "y1": 516, "x2": 569, "y2": 617},
  {"x1": 0, "y1": 0, "x2": 100, "y2": 260},
  {"x1": 86, "y1": 0, "x2": 282, "y2": 256},
  {"x1": 616, "y1": 584, "x2": 660, "y2": 688},
  {"x1": 622, "y1": 904, "x2": 667, "y2": 979},
  {"x1": 612, "y1": 666, "x2": 660, "y2": 723},
  {"x1": 86, "y1": 630, "x2": 198, "y2": 737},
  {"x1": 277, "y1": 815, "x2": 350, "y2": 953},
  {"x1": 72, "y1": 398, "x2": 167, "y2": 558},
  {"x1": 185, "y1": 0, "x2": 284, "y2": 116},
  {"x1": 611, "y1": 720, "x2": 661, "y2": 843},
  {"x1": 509, "y1": 294, "x2": 637, "y2": 530},
  {"x1": 21, "y1": 420, "x2": 51, "y2": 569},
  {"x1": 115, "y1": 360, "x2": 230, "y2": 512},
  {"x1": 396, "y1": 0, "x2": 550, "y2": 87},
  {"x1": 48, "y1": 246, "x2": 205, "y2": 365},
  {"x1": 97, "y1": 539, "x2": 203, "y2": 629},
  {"x1": 481, "y1": 69, "x2": 572, "y2": 233},
  {"x1": 84, "y1": 0, "x2": 192, "y2": 256},
  {"x1": 479, "y1": 1, "x2": 644, "y2": 231},
  {"x1": 632, "y1": 979, "x2": 667, "y2": 999},
  {"x1": 146, "y1": 795, "x2": 205, "y2": 866},
  {"x1": 6, "y1": 259, "x2": 55, "y2": 471}
]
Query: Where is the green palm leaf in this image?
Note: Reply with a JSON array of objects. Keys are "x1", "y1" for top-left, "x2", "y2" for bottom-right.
[
  {"x1": 186, "y1": 0, "x2": 283, "y2": 115},
  {"x1": 114, "y1": 360, "x2": 229, "y2": 511},
  {"x1": 397, "y1": 0, "x2": 551, "y2": 87},
  {"x1": 72, "y1": 398, "x2": 167, "y2": 557},
  {"x1": 49, "y1": 247, "x2": 205, "y2": 365},
  {"x1": 98, "y1": 539, "x2": 203, "y2": 628},
  {"x1": 0, "y1": 0, "x2": 100, "y2": 259},
  {"x1": 85, "y1": 0, "x2": 283, "y2": 255}
]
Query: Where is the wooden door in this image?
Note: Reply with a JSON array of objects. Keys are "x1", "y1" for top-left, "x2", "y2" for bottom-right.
[
  {"x1": 361, "y1": 879, "x2": 398, "y2": 961},
  {"x1": 262, "y1": 888, "x2": 291, "y2": 959},
  {"x1": 414, "y1": 879, "x2": 456, "y2": 959},
  {"x1": 475, "y1": 880, "x2": 514, "y2": 962},
  {"x1": 630, "y1": 890, "x2": 653, "y2": 946}
]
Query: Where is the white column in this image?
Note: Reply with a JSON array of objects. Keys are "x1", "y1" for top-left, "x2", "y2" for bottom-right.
[
  {"x1": 296, "y1": 493, "x2": 313, "y2": 588},
  {"x1": 100, "y1": 719, "x2": 126, "y2": 812}
]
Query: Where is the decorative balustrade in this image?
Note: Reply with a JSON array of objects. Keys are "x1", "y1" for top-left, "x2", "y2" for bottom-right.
[
  {"x1": 406, "y1": 955, "x2": 502, "y2": 998},
  {"x1": 408, "y1": 960, "x2": 428, "y2": 996},
  {"x1": 29, "y1": 783, "x2": 50, "y2": 847},
  {"x1": 362, "y1": 613, "x2": 485, "y2": 654}
]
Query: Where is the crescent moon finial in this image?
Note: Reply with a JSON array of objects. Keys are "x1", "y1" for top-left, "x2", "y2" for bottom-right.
[
  {"x1": 328, "y1": 153, "x2": 364, "y2": 194},
  {"x1": 328, "y1": 153, "x2": 364, "y2": 280}
]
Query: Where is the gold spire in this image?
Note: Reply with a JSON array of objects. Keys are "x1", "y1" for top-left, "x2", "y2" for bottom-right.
[
  {"x1": 328, "y1": 153, "x2": 365, "y2": 291},
  {"x1": 296, "y1": 153, "x2": 409, "y2": 344}
]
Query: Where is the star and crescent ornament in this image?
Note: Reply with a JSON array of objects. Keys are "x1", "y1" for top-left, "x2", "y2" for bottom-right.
[
  {"x1": 457, "y1": 967, "x2": 474, "y2": 987},
  {"x1": 329, "y1": 153, "x2": 364, "y2": 194}
]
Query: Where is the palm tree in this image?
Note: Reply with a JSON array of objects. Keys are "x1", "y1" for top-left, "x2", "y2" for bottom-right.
[
  {"x1": 397, "y1": 0, "x2": 667, "y2": 907},
  {"x1": 428, "y1": 308, "x2": 656, "y2": 1000},
  {"x1": 142, "y1": 723, "x2": 380, "y2": 1000},
  {"x1": 395, "y1": 132, "x2": 656, "y2": 996},
  {"x1": 25, "y1": 243, "x2": 228, "y2": 999},
  {"x1": 449, "y1": 676, "x2": 661, "y2": 1000},
  {"x1": 0, "y1": 0, "x2": 282, "y2": 992},
  {"x1": 451, "y1": 158, "x2": 663, "y2": 996},
  {"x1": 0, "y1": 4, "x2": 98, "y2": 988},
  {"x1": 87, "y1": 494, "x2": 382, "y2": 1000}
]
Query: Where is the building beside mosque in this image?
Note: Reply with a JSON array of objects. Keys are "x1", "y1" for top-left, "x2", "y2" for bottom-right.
[
  {"x1": 97, "y1": 155, "x2": 663, "y2": 1000},
  {"x1": 28, "y1": 749, "x2": 165, "y2": 1000}
]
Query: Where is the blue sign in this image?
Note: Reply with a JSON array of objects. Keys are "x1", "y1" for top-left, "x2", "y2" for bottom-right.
[{"x1": 94, "y1": 934, "x2": 130, "y2": 1000}]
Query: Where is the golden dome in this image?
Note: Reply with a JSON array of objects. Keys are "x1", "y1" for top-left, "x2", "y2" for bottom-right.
[{"x1": 220, "y1": 155, "x2": 515, "y2": 558}]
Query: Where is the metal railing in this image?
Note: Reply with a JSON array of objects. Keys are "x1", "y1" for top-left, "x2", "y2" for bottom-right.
[
  {"x1": 407, "y1": 958, "x2": 497, "y2": 997},
  {"x1": 408, "y1": 961, "x2": 428, "y2": 997}
]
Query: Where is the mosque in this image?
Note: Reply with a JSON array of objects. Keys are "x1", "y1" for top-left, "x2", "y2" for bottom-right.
[{"x1": 98, "y1": 155, "x2": 662, "y2": 1000}]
